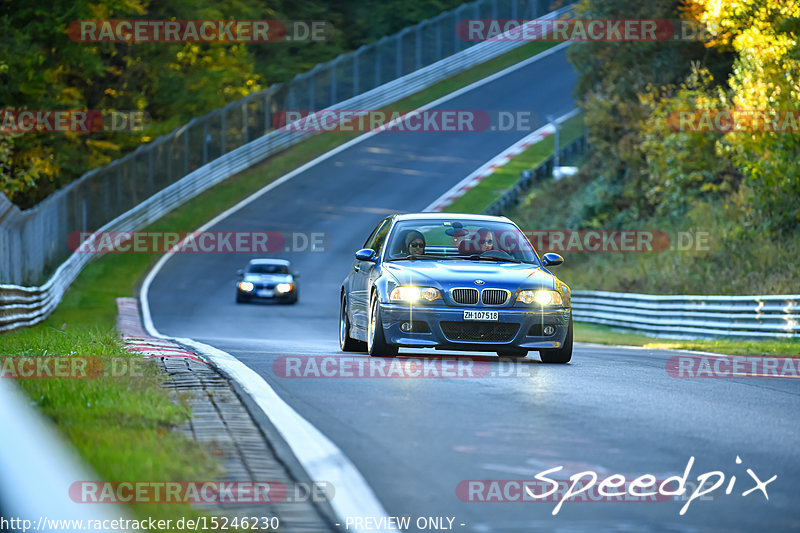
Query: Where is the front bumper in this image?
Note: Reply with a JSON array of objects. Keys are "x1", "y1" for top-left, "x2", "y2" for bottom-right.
[
  {"x1": 237, "y1": 287, "x2": 297, "y2": 301},
  {"x1": 380, "y1": 302, "x2": 571, "y2": 350}
]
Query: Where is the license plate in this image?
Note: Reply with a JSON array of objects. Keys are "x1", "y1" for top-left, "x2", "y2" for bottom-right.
[
  {"x1": 463, "y1": 310, "x2": 498, "y2": 321},
  {"x1": 257, "y1": 289, "x2": 275, "y2": 297}
]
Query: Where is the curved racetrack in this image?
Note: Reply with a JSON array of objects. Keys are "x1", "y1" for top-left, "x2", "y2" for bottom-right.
[{"x1": 147, "y1": 47, "x2": 800, "y2": 532}]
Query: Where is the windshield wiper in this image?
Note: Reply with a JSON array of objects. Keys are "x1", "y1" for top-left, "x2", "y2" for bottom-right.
[
  {"x1": 455, "y1": 254, "x2": 525, "y2": 264},
  {"x1": 387, "y1": 254, "x2": 448, "y2": 261}
]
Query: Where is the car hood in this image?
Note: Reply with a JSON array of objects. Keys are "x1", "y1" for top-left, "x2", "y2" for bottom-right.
[
  {"x1": 383, "y1": 260, "x2": 556, "y2": 291},
  {"x1": 243, "y1": 274, "x2": 293, "y2": 283}
]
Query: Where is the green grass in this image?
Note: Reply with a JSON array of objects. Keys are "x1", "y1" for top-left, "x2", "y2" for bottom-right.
[
  {"x1": 443, "y1": 112, "x2": 585, "y2": 213},
  {"x1": 0, "y1": 38, "x2": 562, "y2": 526},
  {"x1": 0, "y1": 328, "x2": 221, "y2": 528},
  {"x1": 575, "y1": 322, "x2": 800, "y2": 357}
]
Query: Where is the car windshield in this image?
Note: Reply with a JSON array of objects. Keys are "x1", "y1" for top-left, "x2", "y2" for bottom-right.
[
  {"x1": 247, "y1": 264, "x2": 289, "y2": 274},
  {"x1": 385, "y1": 219, "x2": 541, "y2": 264}
]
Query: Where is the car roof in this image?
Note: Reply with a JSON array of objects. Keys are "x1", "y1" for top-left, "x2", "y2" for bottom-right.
[
  {"x1": 393, "y1": 212, "x2": 512, "y2": 223},
  {"x1": 247, "y1": 258, "x2": 291, "y2": 265}
]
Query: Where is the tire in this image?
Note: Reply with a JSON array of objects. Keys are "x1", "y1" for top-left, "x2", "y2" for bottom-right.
[
  {"x1": 496, "y1": 348, "x2": 528, "y2": 359},
  {"x1": 367, "y1": 293, "x2": 398, "y2": 357},
  {"x1": 539, "y1": 316, "x2": 573, "y2": 364},
  {"x1": 236, "y1": 292, "x2": 249, "y2": 304},
  {"x1": 340, "y1": 294, "x2": 366, "y2": 352}
]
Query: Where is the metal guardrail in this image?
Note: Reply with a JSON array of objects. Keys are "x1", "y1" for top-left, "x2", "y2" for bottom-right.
[
  {"x1": 0, "y1": 5, "x2": 574, "y2": 332},
  {"x1": 0, "y1": 0, "x2": 559, "y2": 286},
  {"x1": 571, "y1": 291, "x2": 800, "y2": 339}
]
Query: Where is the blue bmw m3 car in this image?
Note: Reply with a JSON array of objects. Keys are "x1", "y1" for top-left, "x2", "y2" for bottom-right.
[{"x1": 339, "y1": 213, "x2": 572, "y2": 362}]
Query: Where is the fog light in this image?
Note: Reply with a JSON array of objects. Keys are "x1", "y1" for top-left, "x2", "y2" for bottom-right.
[
  {"x1": 400, "y1": 322, "x2": 412, "y2": 332},
  {"x1": 543, "y1": 325, "x2": 555, "y2": 335}
]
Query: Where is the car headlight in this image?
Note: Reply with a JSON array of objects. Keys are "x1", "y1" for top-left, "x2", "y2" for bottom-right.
[
  {"x1": 389, "y1": 286, "x2": 442, "y2": 303},
  {"x1": 517, "y1": 289, "x2": 563, "y2": 306},
  {"x1": 276, "y1": 283, "x2": 293, "y2": 293},
  {"x1": 238, "y1": 281, "x2": 254, "y2": 292}
]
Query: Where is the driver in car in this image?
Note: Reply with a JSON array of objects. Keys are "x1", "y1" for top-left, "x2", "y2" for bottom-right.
[{"x1": 458, "y1": 228, "x2": 495, "y2": 254}]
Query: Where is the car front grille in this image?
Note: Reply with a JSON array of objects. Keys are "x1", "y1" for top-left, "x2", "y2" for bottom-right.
[
  {"x1": 440, "y1": 322, "x2": 519, "y2": 342},
  {"x1": 481, "y1": 289, "x2": 509, "y2": 306},
  {"x1": 451, "y1": 288, "x2": 479, "y2": 305}
]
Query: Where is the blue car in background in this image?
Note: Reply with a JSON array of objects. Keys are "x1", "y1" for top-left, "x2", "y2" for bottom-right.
[{"x1": 339, "y1": 213, "x2": 572, "y2": 362}]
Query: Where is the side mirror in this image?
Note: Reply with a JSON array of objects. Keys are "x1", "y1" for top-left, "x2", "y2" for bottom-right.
[
  {"x1": 355, "y1": 248, "x2": 378, "y2": 262},
  {"x1": 293, "y1": 271, "x2": 300, "y2": 278},
  {"x1": 542, "y1": 253, "x2": 564, "y2": 267},
  {"x1": 236, "y1": 269, "x2": 244, "y2": 276}
]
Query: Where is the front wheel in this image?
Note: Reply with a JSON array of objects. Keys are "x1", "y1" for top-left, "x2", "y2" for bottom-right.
[
  {"x1": 367, "y1": 294, "x2": 398, "y2": 357},
  {"x1": 539, "y1": 316, "x2": 573, "y2": 364},
  {"x1": 340, "y1": 294, "x2": 366, "y2": 352}
]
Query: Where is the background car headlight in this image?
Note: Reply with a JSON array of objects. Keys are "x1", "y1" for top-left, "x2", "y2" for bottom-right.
[
  {"x1": 389, "y1": 286, "x2": 442, "y2": 302},
  {"x1": 276, "y1": 283, "x2": 293, "y2": 293},
  {"x1": 238, "y1": 281, "x2": 254, "y2": 292},
  {"x1": 517, "y1": 289, "x2": 563, "y2": 306}
]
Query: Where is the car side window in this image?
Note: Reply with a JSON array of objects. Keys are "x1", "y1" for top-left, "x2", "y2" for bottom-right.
[{"x1": 363, "y1": 218, "x2": 391, "y2": 254}]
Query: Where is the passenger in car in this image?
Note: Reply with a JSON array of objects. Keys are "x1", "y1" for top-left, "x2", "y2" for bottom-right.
[{"x1": 458, "y1": 228, "x2": 495, "y2": 254}]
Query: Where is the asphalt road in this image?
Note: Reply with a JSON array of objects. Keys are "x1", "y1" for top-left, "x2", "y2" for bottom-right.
[{"x1": 147, "y1": 46, "x2": 800, "y2": 532}]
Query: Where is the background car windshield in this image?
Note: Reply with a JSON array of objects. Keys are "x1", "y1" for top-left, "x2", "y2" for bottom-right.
[
  {"x1": 248, "y1": 264, "x2": 289, "y2": 274},
  {"x1": 386, "y1": 220, "x2": 540, "y2": 264}
]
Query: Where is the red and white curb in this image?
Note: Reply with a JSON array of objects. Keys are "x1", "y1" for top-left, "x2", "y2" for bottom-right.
[
  {"x1": 116, "y1": 297, "x2": 208, "y2": 364},
  {"x1": 424, "y1": 108, "x2": 579, "y2": 212}
]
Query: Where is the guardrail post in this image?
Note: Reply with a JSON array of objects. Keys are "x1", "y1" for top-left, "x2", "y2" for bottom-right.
[
  {"x1": 309, "y1": 72, "x2": 316, "y2": 110},
  {"x1": 331, "y1": 60, "x2": 338, "y2": 106},
  {"x1": 202, "y1": 120, "x2": 208, "y2": 164},
  {"x1": 375, "y1": 43, "x2": 382, "y2": 87},
  {"x1": 265, "y1": 92, "x2": 272, "y2": 133},
  {"x1": 242, "y1": 101, "x2": 249, "y2": 144},
  {"x1": 396, "y1": 32, "x2": 403, "y2": 78},
  {"x1": 435, "y1": 19, "x2": 442, "y2": 60},
  {"x1": 353, "y1": 50, "x2": 360, "y2": 97},
  {"x1": 416, "y1": 25, "x2": 423, "y2": 70},
  {"x1": 184, "y1": 128, "x2": 190, "y2": 174},
  {"x1": 220, "y1": 111, "x2": 226, "y2": 155},
  {"x1": 148, "y1": 145, "x2": 155, "y2": 194}
]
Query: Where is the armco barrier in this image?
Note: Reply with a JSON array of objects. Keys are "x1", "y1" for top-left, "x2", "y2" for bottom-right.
[
  {"x1": 0, "y1": 5, "x2": 573, "y2": 332},
  {"x1": 571, "y1": 290, "x2": 800, "y2": 339}
]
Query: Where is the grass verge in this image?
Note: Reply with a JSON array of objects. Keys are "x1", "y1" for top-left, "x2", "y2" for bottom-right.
[
  {"x1": 443, "y1": 112, "x2": 585, "y2": 213},
  {"x1": 0, "y1": 38, "x2": 561, "y2": 524},
  {"x1": 575, "y1": 322, "x2": 800, "y2": 357}
]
